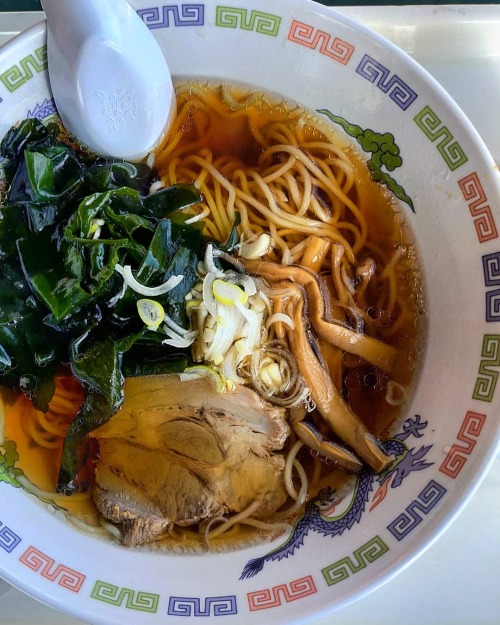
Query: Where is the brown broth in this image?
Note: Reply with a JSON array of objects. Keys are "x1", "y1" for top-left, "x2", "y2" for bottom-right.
[
  {"x1": 2, "y1": 81, "x2": 425, "y2": 551},
  {"x1": 157, "y1": 82, "x2": 425, "y2": 439}
]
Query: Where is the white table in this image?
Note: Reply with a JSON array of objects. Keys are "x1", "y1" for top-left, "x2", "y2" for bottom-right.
[{"x1": 1, "y1": 6, "x2": 499, "y2": 624}]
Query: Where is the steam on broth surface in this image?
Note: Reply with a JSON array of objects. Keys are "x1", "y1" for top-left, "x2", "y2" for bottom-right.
[{"x1": 0, "y1": 81, "x2": 424, "y2": 551}]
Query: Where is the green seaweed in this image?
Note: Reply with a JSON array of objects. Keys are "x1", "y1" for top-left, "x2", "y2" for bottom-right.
[{"x1": 0, "y1": 118, "x2": 205, "y2": 492}]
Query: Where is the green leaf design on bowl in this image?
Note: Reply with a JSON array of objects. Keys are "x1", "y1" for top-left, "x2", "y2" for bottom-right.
[
  {"x1": 0, "y1": 439, "x2": 24, "y2": 488},
  {"x1": 317, "y1": 109, "x2": 414, "y2": 212}
]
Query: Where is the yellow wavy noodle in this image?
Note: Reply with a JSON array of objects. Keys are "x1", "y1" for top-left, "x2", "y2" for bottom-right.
[
  {"x1": 155, "y1": 86, "x2": 367, "y2": 258},
  {"x1": 155, "y1": 84, "x2": 423, "y2": 426},
  {"x1": 154, "y1": 85, "x2": 419, "y2": 341},
  {"x1": 2, "y1": 377, "x2": 95, "y2": 518}
]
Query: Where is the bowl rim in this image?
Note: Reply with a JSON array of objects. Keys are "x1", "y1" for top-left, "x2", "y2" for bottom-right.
[{"x1": 1, "y1": 2, "x2": 500, "y2": 623}]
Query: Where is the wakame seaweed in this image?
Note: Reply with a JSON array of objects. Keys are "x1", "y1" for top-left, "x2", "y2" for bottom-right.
[{"x1": 0, "y1": 118, "x2": 204, "y2": 492}]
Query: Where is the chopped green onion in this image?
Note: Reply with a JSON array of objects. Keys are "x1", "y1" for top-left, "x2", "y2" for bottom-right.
[
  {"x1": 115, "y1": 264, "x2": 183, "y2": 296},
  {"x1": 137, "y1": 299, "x2": 165, "y2": 330},
  {"x1": 213, "y1": 279, "x2": 248, "y2": 307},
  {"x1": 179, "y1": 365, "x2": 226, "y2": 393},
  {"x1": 204, "y1": 243, "x2": 224, "y2": 277}
]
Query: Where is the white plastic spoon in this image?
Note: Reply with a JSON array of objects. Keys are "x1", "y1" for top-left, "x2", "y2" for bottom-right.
[{"x1": 41, "y1": 0, "x2": 176, "y2": 161}]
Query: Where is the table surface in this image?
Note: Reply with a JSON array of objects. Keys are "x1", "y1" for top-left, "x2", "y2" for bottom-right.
[
  {"x1": 0, "y1": 4, "x2": 499, "y2": 625},
  {"x1": 0, "y1": 0, "x2": 496, "y2": 9}
]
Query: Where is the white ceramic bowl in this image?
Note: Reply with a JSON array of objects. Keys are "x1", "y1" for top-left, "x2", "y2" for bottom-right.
[{"x1": 1, "y1": 1, "x2": 499, "y2": 624}]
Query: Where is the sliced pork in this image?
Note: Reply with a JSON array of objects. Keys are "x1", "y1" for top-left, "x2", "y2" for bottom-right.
[{"x1": 91, "y1": 374, "x2": 289, "y2": 546}]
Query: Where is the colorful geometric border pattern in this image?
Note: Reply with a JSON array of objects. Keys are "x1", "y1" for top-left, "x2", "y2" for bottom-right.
[
  {"x1": 0, "y1": 2, "x2": 497, "y2": 619},
  {"x1": 247, "y1": 575, "x2": 317, "y2": 611},
  {"x1": 167, "y1": 595, "x2": 237, "y2": 616},
  {"x1": 215, "y1": 6, "x2": 281, "y2": 36},
  {"x1": 413, "y1": 105, "x2": 468, "y2": 171},
  {"x1": 287, "y1": 20, "x2": 354, "y2": 65},
  {"x1": 91, "y1": 580, "x2": 159, "y2": 613},
  {"x1": 459, "y1": 172, "x2": 498, "y2": 243},
  {"x1": 439, "y1": 411, "x2": 487, "y2": 478},
  {"x1": 473, "y1": 334, "x2": 500, "y2": 402},
  {"x1": 19, "y1": 546, "x2": 86, "y2": 593},
  {"x1": 387, "y1": 480, "x2": 447, "y2": 541},
  {"x1": 0, "y1": 521, "x2": 21, "y2": 554},
  {"x1": 482, "y1": 252, "x2": 500, "y2": 287},
  {"x1": 482, "y1": 252, "x2": 500, "y2": 322},
  {"x1": 137, "y1": 4, "x2": 204, "y2": 27},
  {"x1": 355, "y1": 54, "x2": 417, "y2": 110},
  {"x1": 0, "y1": 45, "x2": 47, "y2": 93},
  {"x1": 322, "y1": 535, "x2": 389, "y2": 586}
]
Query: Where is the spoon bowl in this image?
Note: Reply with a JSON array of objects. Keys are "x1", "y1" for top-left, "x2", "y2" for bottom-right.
[{"x1": 41, "y1": 0, "x2": 175, "y2": 160}]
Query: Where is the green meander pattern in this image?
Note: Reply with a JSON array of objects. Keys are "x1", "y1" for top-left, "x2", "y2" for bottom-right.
[
  {"x1": 321, "y1": 535, "x2": 389, "y2": 586},
  {"x1": 473, "y1": 334, "x2": 500, "y2": 402},
  {"x1": 215, "y1": 7, "x2": 281, "y2": 36},
  {"x1": 90, "y1": 580, "x2": 160, "y2": 613},
  {"x1": 0, "y1": 45, "x2": 47, "y2": 93},
  {"x1": 413, "y1": 105, "x2": 468, "y2": 171}
]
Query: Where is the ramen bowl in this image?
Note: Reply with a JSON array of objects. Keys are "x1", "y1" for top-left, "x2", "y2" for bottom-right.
[{"x1": 0, "y1": 1, "x2": 499, "y2": 624}]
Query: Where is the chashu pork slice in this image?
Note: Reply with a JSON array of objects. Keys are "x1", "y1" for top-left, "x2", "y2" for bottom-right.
[{"x1": 90, "y1": 374, "x2": 289, "y2": 547}]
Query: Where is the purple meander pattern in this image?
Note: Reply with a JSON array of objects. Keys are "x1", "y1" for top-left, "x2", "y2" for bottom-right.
[
  {"x1": 167, "y1": 596, "x2": 238, "y2": 616},
  {"x1": 137, "y1": 4, "x2": 204, "y2": 28},
  {"x1": 386, "y1": 480, "x2": 447, "y2": 540},
  {"x1": 486, "y1": 290, "x2": 500, "y2": 322},
  {"x1": 482, "y1": 252, "x2": 500, "y2": 322},
  {"x1": 482, "y1": 252, "x2": 500, "y2": 286},
  {"x1": 356, "y1": 55, "x2": 418, "y2": 111},
  {"x1": 0, "y1": 522, "x2": 22, "y2": 554}
]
